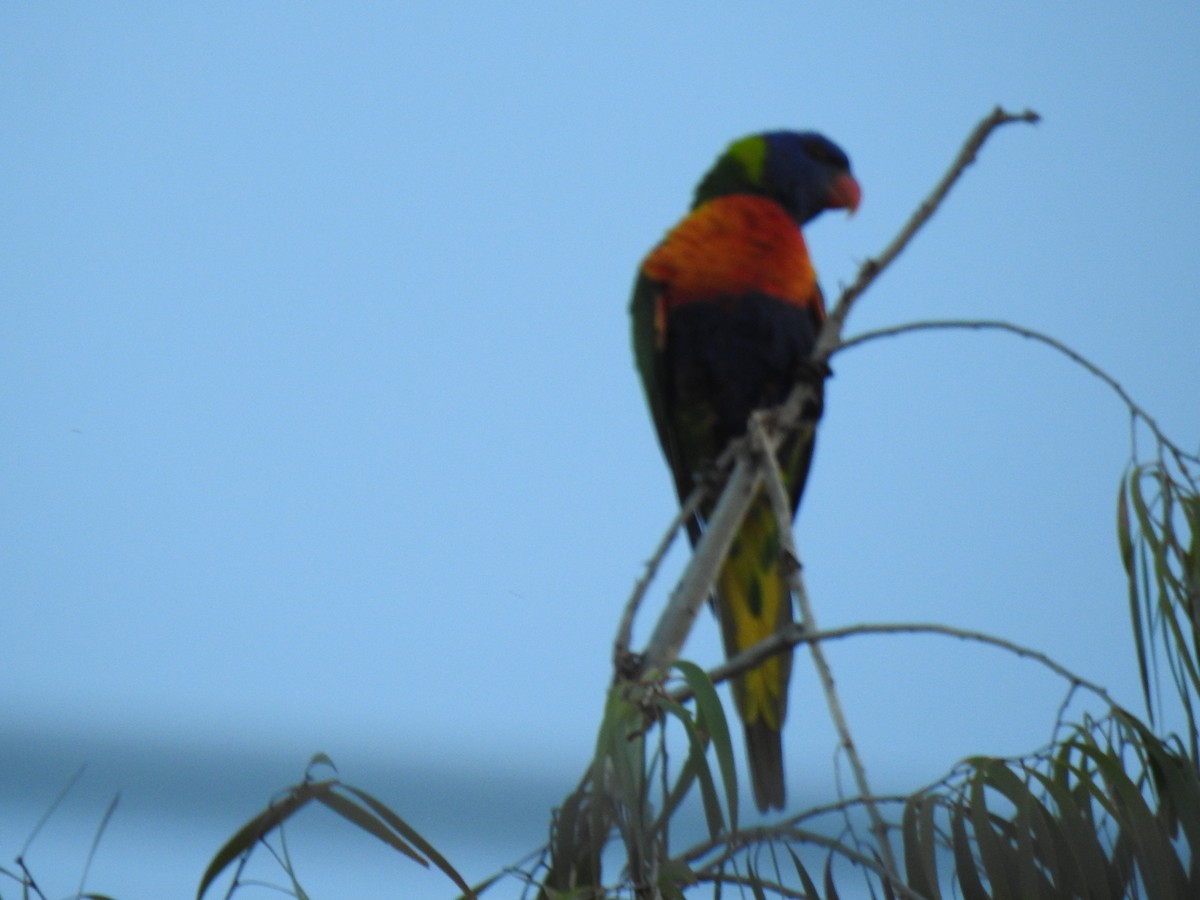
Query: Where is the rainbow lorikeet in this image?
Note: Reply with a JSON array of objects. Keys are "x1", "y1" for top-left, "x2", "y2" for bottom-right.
[{"x1": 630, "y1": 131, "x2": 860, "y2": 811}]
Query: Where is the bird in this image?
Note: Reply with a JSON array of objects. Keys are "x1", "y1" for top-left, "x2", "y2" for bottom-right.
[{"x1": 630, "y1": 130, "x2": 860, "y2": 812}]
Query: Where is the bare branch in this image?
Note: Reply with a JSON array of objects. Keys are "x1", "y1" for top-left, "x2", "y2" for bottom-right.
[
  {"x1": 835, "y1": 317, "x2": 1200, "y2": 469},
  {"x1": 691, "y1": 871, "x2": 809, "y2": 899},
  {"x1": 613, "y1": 490, "x2": 701, "y2": 676},
  {"x1": 638, "y1": 453, "x2": 763, "y2": 674},
  {"x1": 748, "y1": 412, "x2": 899, "y2": 881},
  {"x1": 683, "y1": 823, "x2": 928, "y2": 900},
  {"x1": 673, "y1": 620, "x2": 1118, "y2": 712},
  {"x1": 814, "y1": 106, "x2": 1041, "y2": 361}
]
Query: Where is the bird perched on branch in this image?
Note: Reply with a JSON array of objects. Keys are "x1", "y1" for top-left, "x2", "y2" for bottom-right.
[{"x1": 630, "y1": 131, "x2": 860, "y2": 812}]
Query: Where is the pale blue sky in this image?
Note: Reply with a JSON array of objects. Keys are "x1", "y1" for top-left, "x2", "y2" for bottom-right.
[{"x1": 3, "y1": 4, "x2": 1198, "y2": 897}]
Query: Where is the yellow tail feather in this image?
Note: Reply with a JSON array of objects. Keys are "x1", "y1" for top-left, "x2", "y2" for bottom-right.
[{"x1": 714, "y1": 489, "x2": 795, "y2": 810}]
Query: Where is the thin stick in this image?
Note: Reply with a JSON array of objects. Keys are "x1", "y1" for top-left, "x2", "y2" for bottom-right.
[
  {"x1": 683, "y1": 824, "x2": 927, "y2": 900},
  {"x1": 835, "y1": 317, "x2": 1200, "y2": 468},
  {"x1": 77, "y1": 793, "x2": 119, "y2": 900},
  {"x1": 747, "y1": 413, "x2": 900, "y2": 881},
  {"x1": 639, "y1": 453, "x2": 763, "y2": 674},
  {"x1": 613, "y1": 489, "x2": 702, "y2": 674},
  {"x1": 814, "y1": 106, "x2": 1041, "y2": 361},
  {"x1": 674, "y1": 620, "x2": 1117, "y2": 711}
]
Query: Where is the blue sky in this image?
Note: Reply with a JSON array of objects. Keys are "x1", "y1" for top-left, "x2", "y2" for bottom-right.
[{"x1": 3, "y1": 4, "x2": 1198, "y2": 897}]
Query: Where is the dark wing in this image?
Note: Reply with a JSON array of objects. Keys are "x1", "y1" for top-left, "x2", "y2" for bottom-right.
[{"x1": 630, "y1": 270, "x2": 704, "y2": 539}]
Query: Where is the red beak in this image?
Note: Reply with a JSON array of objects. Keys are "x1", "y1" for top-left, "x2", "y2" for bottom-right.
[{"x1": 829, "y1": 172, "x2": 862, "y2": 215}]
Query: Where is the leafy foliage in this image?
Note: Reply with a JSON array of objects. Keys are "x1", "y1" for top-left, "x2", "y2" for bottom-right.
[
  {"x1": 1120, "y1": 461, "x2": 1200, "y2": 756},
  {"x1": 530, "y1": 680, "x2": 1200, "y2": 898},
  {"x1": 537, "y1": 663, "x2": 738, "y2": 899},
  {"x1": 894, "y1": 713, "x2": 1199, "y2": 900}
]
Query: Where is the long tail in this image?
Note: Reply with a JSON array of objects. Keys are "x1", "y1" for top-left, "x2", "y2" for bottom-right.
[
  {"x1": 714, "y1": 489, "x2": 795, "y2": 812},
  {"x1": 744, "y1": 719, "x2": 786, "y2": 812}
]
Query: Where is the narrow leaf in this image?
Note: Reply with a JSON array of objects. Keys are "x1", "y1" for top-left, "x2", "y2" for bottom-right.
[
  {"x1": 196, "y1": 780, "x2": 332, "y2": 899},
  {"x1": 339, "y1": 784, "x2": 475, "y2": 895},
  {"x1": 316, "y1": 789, "x2": 428, "y2": 865},
  {"x1": 673, "y1": 659, "x2": 738, "y2": 830},
  {"x1": 949, "y1": 797, "x2": 989, "y2": 900},
  {"x1": 655, "y1": 696, "x2": 725, "y2": 839}
]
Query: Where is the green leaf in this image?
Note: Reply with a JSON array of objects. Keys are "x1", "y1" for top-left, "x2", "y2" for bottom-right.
[
  {"x1": 77, "y1": 792, "x2": 118, "y2": 900},
  {"x1": 196, "y1": 779, "x2": 332, "y2": 899},
  {"x1": 901, "y1": 792, "x2": 940, "y2": 900},
  {"x1": 822, "y1": 850, "x2": 841, "y2": 900},
  {"x1": 983, "y1": 762, "x2": 1062, "y2": 899},
  {"x1": 784, "y1": 844, "x2": 821, "y2": 899},
  {"x1": 672, "y1": 659, "x2": 738, "y2": 830},
  {"x1": 949, "y1": 796, "x2": 989, "y2": 900},
  {"x1": 967, "y1": 768, "x2": 1017, "y2": 900},
  {"x1": 655, "y1": 695, "x2": 725, "y2": 840},
  {"x1": 305, "y1": 752, "x2": 338, "y2": 777},
  {"x1": 657, "y1": 857, "x2": 697, "y2": 899},
  {"x1": 1130, "y1": 719, "x2": 1200, "y2": 875},
  {"x1": 339, "y1": 783, "x2": 475, "y2": 896},
  {"x1": 1120, "y1": 475, "x2": 1155, "y2": 720},
  {"x1": 316, "y1": 788, "x2": 428, "y2": 865},
  {"x1": 1071, "y1": 737, "x2": 1187, "y2": 898},
  {"x1": 1025, "y1": 766, "x2": 1109, "y2": 897}
]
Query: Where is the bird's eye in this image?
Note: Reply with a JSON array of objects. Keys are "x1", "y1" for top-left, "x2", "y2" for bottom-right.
[{"x1": 801, "y1": 138, "x2": 847, "y2": 170}]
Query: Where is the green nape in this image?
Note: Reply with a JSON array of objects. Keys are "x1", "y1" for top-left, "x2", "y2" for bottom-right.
[
  {"x1": 691, "y1": 134, "x2": 766, "y2": 210},
  {"x1": 727, "y1": 135, "x2": 767, "y2": 182}
]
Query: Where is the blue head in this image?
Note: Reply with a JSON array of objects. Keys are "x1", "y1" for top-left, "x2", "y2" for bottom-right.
[{"x1": 693, "y1": 130, "x2": 861, "y2": 225}]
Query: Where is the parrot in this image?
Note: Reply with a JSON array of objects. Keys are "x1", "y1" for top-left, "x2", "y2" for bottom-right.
[{"x1": 630, "y1": 131, "x2": 860, "y2": 812}]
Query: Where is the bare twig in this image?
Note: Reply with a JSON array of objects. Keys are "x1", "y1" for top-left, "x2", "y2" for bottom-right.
[
  {"x1": 691, "y1": 871, "x2": 808, "y2": 899},
  {"x1": 614, "y1": 489, "x2": 702, "y2": 675},
  {"x1": 787, "y1": 791, "x2": 911, "y2": 826},
  {"x1": 814, "y1": 106, "x2": 1041, "y2": 361},
  {"x1": 747, "y1": 412, "x2": 899, "y2": 881},
  {"x1": 672, "y1": 620, "x2": 1118, "y2": 712},
  {"x1": 638, "y1": 452, "x2": 764, "y2": 674},
  {"x1": 835, "y1": 317, "x2": 1200, "y2": 469},
  {"x1": 683, "y1": 824, "x2": 928, "y2": 900}
]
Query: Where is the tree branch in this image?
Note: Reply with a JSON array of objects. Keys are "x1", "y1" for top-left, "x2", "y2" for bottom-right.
[
  {"x1": 748, "y1": 411, "x2": 899, "y2": 881},
  {"x1": 814, "y1": 106, "x2": 1040, "y2": 362},
  {"x1": 672, "y1": 620, "x2": 1119, "y2": 712},
  {"x1": 683, "y1": 823, "x2": 927, "y2": 900},
  {"x1": 613, "y1": 490, "x2": 702, "y2": 676},
  {"x1": 636, "y1": 453, "x2": 761, "y2": 675},
  {"x1": 835, "y1": 317, "x2": 1200, "y2": 469}
]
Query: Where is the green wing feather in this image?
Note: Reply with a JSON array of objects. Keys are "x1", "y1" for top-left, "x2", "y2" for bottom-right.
[{"x1": 630, "y1": 271, "x2": 701, "y2": 524}]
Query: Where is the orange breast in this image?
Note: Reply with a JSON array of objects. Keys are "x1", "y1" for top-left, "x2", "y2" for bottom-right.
[{"x1": 642, "y1": 195, "x2": 822, "y2": 315}]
